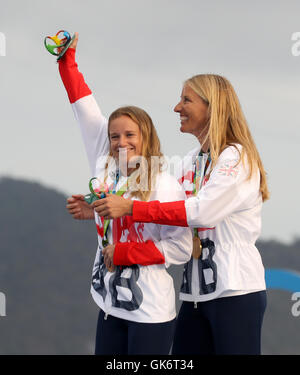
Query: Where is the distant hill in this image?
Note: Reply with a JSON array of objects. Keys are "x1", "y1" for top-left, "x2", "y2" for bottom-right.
[
  {"x1": 0, "y1": 176, "x2": 299, "y2": 354},
  {"x1": 0, "y1": 176, "x2": 98, "y2": 354}
]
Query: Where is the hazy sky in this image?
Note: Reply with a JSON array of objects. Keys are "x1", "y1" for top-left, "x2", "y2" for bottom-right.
[{"x1": 0, "y1": 0, "x2": 300, "y2": 242}]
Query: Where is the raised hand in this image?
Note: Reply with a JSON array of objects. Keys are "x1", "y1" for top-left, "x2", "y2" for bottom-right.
[
  {"x1": 69, "y1": 31, "x2": 79, "y2": 50},
  {"x1": 58, "y1": 31, "x2": 79, "y2": 54}
]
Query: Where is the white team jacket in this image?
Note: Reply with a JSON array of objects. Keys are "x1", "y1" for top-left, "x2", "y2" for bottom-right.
[
  {"x1": 175, "y1": 144, "x2": 266, "y2": 302},
  {"x1": 63, "y1": 81, "x2": 193, "y2": 323}
]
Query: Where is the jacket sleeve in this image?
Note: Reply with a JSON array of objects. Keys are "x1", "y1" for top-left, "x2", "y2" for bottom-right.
[
  {"x1": 113, "y1": 240, "x2": 165, "y2": 266},
  {"x1": 151, "y1": 175, "x2": 193, "y2": 267},
  {"x1": 133, "y1": 200, "x2": 188, "y2": 226},
  {"x1": 58, "y1": 48, "x2": 110, "y2": 175},
  {"x1": 154, "y1": 223, "x2": 192, "y2": 267},
  {"x1": 132, "y1": 146, "x2": 261, "y2": 228},
  {"x1": 113, "y1": 218, "x2": 192, "y2": 268},
  {"x1": 113, "y1": 175, "x2": 193, "y2": 268}
]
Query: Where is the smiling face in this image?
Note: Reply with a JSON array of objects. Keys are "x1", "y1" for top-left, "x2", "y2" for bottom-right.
[
  {"x1": 109, "y1": 115, "x2": 143, "y2": 164},
  {"x1": 174, "y1": 84, "x2": 209, "y2": 140}
]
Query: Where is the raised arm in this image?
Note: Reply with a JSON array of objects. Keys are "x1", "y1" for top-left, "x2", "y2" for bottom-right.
[{"x1": 58, "y1": 35, "x2": 109, "y2": 175}]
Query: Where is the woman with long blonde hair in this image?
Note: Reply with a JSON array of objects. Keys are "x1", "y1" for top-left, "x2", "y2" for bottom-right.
[
  {"x1": 57, "y1": 34, "x2": 192, "y2": 355},
  {"x1": 98, "y1": 73, "x2": 270, "y2": 355}
]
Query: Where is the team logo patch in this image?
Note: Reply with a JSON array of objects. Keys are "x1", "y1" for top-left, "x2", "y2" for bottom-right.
[{"x1": 217, "y1": 160, "x2": 239, "y2": 177}]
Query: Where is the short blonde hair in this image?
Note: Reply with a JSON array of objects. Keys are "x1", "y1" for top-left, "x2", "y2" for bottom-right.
[{"x1": 186, "y1": 74, "x2": 270, "y2": 201}]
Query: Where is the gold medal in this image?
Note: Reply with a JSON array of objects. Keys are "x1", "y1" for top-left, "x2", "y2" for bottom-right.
[{"x1": 192, "y1": 236, "x2": 202, "y2": 259}]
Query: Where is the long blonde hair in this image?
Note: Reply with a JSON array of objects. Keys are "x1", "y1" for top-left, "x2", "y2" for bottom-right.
[
  {"x1": 185, "y1": 74, "x2": 270, "y2": 202},
  {"x1": 106, "y1": 106, "x2": 164, "y2": 201}
]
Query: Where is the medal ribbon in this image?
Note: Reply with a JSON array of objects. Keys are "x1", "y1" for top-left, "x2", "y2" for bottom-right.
[
  {"x1": 192, "y1": 151, "x2": 211, "y2": 195},
  {"x1": 192, "y1": 151, "x2": 211, "y2": 238},
  {"x1": 102, "y1": 170, "x2": 131, "y2": 246}
]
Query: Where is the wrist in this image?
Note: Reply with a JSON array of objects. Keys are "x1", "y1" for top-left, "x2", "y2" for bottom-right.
[
  {"x1": 126, "y1": 199, "x2": 134, "y2": 216},
  {"x1": 58, "y1": 46, "x2": 75, "y2": 65}
]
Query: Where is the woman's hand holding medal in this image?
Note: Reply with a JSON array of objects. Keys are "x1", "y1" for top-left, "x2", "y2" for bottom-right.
[
  {"x1": 92, "y1": 194, "x2": 133, "y2": 220},
  {"x1": 66, "y1": 194, "x2": 94, "y2": 220}
]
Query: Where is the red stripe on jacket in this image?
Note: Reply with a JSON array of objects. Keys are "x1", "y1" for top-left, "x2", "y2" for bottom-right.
[
  {"x1": 58, "y1": 48, "x2": 92, "y2": 103},
  {"x1": 96, "y1": 216, "x2": 165, "y2": 266},
  {"x1": 114, "y1": 241, "x2": 165, "y2": 266},
  {"x1": 132, "y1": 200, "x2": 188, "y2": 226}
]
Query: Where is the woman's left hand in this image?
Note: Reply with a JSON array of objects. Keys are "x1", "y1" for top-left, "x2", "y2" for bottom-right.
[
  {"x1": 92, "y1": 194, "x2": 133, "y2": 219},
  {"x1": 102, "y1": 244, "x2": 116, "y2": 272}
]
